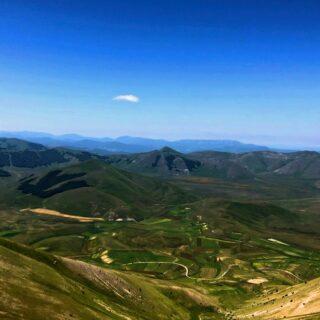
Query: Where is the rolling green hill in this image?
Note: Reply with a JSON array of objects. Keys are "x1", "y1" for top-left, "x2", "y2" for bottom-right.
[
  {"x1": 1, "y1": 140, "x2": 320, "y2": 319},
  {"x1": 16, "y1": 159, "x2": 194, "y2": 219},
  {"x1": 105, "y1": 148, "x2": 320, "y2": 181},
  {"x1": 0, "y1": 238, "x2": 221, "y2": 320},
  {"x1": 1, "y1": 199, "x2": 320, "y2": 319},
  {"x1": 106, "y1": 147, "x2": 201, "y2": 176},
  {"x1": 0, "y1": 138, "x2": 104, "y2": 170}
]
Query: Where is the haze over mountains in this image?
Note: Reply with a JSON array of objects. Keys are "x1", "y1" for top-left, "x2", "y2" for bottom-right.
[
  {"x1": 1, "y1": 137, "x2": 320, "y2": 181},
  {"x1": 0, "y1": 130, "x2": 297, "y2": 154}
]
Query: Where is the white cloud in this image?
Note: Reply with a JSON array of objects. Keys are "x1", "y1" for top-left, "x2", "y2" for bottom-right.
[{"x1": 112, "y1": 94, "x2": 139, "y2": 103}]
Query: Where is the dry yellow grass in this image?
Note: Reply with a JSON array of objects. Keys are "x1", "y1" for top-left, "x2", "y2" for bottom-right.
[
  {"x1": 247, "y1": 277, "x2": 268, "y2": 285},
  {"x1": 100, "y1": 250, "x2": 114, "y2": 264},
  {"x1": 20, "y1": 208, "x2": 104, "y2": 222},
  {"x1": 237, "y1": 277, "x2": 320, "y2": 319}
]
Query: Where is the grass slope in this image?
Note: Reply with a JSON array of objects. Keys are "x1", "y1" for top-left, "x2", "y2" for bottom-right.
[
  {"x1": 0, "y1": 238, "x2": 222, "y2": 320},
  {"x1": 236, "y1": 276, "x2": 320, "y2": 319},
  {"x1": 15, "y1": 159, "x2": 194, "y2": 219}
]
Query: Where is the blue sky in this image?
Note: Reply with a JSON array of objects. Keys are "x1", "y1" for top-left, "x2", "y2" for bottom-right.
[{"x1": 0, "y1": 0, "x2": 319, "y2": 147}]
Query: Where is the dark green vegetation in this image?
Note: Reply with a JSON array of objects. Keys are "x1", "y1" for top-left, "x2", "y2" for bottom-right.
[
  {"x1": 106, "y1": 147, "x2": 320, "y2": 181},
  {"x1": 0, "y1": 169, "x2": 10, "y2": 177},
  {"x1": 1, "y1": 138, "x2": 320, "y2": 319},
  {"x1": 14, "y1": 160, "x2": 193, "y2": 219},
  {"x1": 0, "y1": 137, "x2": 103, "y2": 169},
  {"x1": 106, "y1": 147, "x2": 201, "y2": 176}
]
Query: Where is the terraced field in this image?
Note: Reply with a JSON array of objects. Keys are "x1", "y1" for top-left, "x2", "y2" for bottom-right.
[
  {"x1": 3, "y1": 204, "x2": 320, "y2": 319},
  {"x1": 1, "y1": 149, "x2": 320, "y2": 319},
  {"x1": 0, "y1": 238, "x2": 222, "y2": 320}
]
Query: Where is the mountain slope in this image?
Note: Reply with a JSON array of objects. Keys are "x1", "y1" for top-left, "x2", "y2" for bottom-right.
[
  {"x1": 236, "y1": 276, "x2": 320, "y2": 319},
  {"x1": 105, "y1": 149, "x2": 254, "y2": 179},
  {"x1": 106, "y1": 147, "x2": 201, "y2": 176},
  {"x1": 106, "y1": 149, "x2": 320, "y2": 180},
  {"x1": 0, "y1": 138, "x2": 104, "y2": 170},
  {"x1": 17, "y1": 159, "x2": 193, "y2": 219},
  {"x1": 0, "y1": 138, "x2": 46, "y2": 152},
  {"x1": 0, "y1": 238, "x2": 219, "y2": 320},
  {"x1": 0, "y1": 169, "x2": 10, "y2": 177}
]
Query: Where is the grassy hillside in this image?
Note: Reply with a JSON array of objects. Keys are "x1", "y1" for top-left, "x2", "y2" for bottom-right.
[
  {"x1": 1, "y1": 142, "x2": 320, "y2": 319},
  {"x1": 3, "y1": 201, "x2": 320, "y2": 319},
  {"x1": 0, "y1": 138, "x2": 46, "y2": 152},
  {"x1": 15, "y1": 159, "x2": 194, "y2": 219},
  {"x1": 0, "y1": 238, "x2": 222, "y2": 320},
  {"x1": 1, "y1": 198, "x2": 320, "y2": 319},
  {"x1": 236, "y1": 276, "x2": 320, "y2": 319},
  {"x1": 106, "y1": 147, "x2": 201, "y2": 176},
  {"x1": 0, "y1": 138, "x2": 104, "y2": 170},
  {"x1": 105, "y1": 148, "x2": 320, "y2": 182}
]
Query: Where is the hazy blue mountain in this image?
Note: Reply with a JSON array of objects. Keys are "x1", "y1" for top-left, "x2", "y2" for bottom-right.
[
  {"x1": 0, "y1": 131, "x2": 284, "y2": 154},
  {"x1": 115, "y1": 136, "x2": 169, "y2": 148}
]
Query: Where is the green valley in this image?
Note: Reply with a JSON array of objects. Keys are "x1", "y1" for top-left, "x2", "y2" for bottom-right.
[{"x1": 1, "y1": 139, "x2": 320, "y2": 319}]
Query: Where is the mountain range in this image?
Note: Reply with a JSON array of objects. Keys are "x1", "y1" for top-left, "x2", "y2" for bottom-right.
[
  {"x1": 1, "y1": 137, "x2": 320, "y2": 319},
  {"x1": 105, "y1": 147, "x2": 320, "y2": 181},
  {"x1": 0, "y1": 130, "x2": 287, "y2": 154},
  {"x1": 1, "y1": 138, "x2": 320, "y2": 182}
]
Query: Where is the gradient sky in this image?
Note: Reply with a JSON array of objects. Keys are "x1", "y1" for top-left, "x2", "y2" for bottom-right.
[{"x1": 0, "y1": 0, "x2": 319, "y2": 147}]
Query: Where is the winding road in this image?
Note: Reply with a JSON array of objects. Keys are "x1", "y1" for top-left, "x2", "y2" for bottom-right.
[{"x1": 123, "y1": 261, "x2": 234, "y2": 281}]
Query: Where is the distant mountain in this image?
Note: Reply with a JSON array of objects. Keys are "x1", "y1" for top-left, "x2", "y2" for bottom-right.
[
  {"x1": 106, "y1": 148, "x2": 320, "y2": 180},
  {"x1": 0, "y1": 138, "x2": 46, "y2": 152},
  {"x1": 0, "y1": 139, "x2": 192, "y2": 216},
  {"x1": 106, "y1": 148, "x2": 251, "y2": 179},
  {"x1": 0, "y1": 131, "x2": 276, "y2": 154},
  {"x1": 115, "y1": 136, "x2": 271, "y2": 153},
  {"x1": 211, "y1": 150, "x2": 320, "y2": 179},
  {"x1": 106, "y1": 147, "x2": 201, "y2": 176},
  {"x1": 1, "y1": 137, "x2": 319, "y2": 182},
  {"x1": 0, "y1": 138, "x2": 103, "y2": 170}
]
